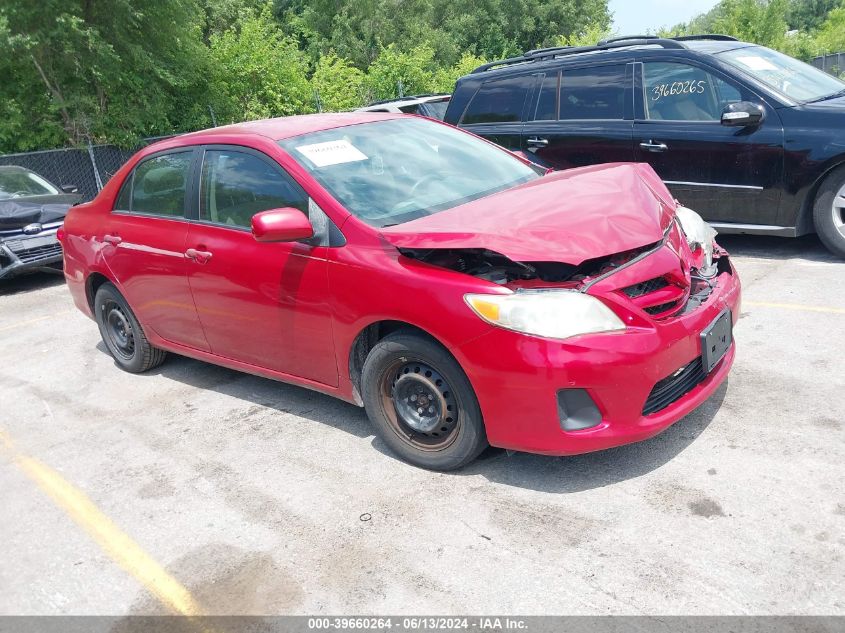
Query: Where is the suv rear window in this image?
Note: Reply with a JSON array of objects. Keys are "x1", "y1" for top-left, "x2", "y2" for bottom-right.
[
  {"x1": 560, "y1": 65, "x2": 626, "y2": 120},
  {"x1": 461, "y1": 76, "x2": 531, "y2": 125}
]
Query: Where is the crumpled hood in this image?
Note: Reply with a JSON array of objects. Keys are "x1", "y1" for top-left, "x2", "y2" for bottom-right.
[
  {"x1": 0, "y1": 194, "x2": 78, "y2": 230},
  {"x1": 381, "y1": 163, "x2": 677, "y2": 265}
]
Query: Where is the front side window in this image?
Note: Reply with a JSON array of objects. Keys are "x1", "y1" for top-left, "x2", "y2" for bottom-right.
[
  {"x1": 461, "y1": 75, "x2": 531, "y2": 125},
  {"x1": 718, "y1": 45, "x2": 845, "y2": 103},
  {"x1": 560, "y1": 65, "x2": 626, "y2": 120},
  {"x1": 279, "y1": 118, "x2": 539, "y2": 228},
  {"x1": 199, "y1": 150, "x2": 308, "y2": 229},
  {"x1": 128, "y1": 152, "x2": 192, "y2": 217},
  {"x1": 643, "y1": 62, "x2": 742, "y2": 122}
]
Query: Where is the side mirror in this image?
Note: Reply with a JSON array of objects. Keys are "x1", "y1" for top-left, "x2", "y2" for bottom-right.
[
  {"x1": 252, "y1": 207, "x2": 313, "y2": 243},
  {"x1": 61, "y1": 184, "x2": 79, "y2": 194},
  {"x1": 721, "y1": 102, "x2": 765, "y2": 127}
]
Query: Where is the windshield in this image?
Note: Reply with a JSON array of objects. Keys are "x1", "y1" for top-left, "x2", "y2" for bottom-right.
[
  {"x1": 0, "y1": 168, "x2": 59, "y2": 200},
  {"x1": 279, "y1": 118, "x2": 539, "y2": 227},
  {"x1": 718, "y1": 46, "x2": 845, "y2": 103},
  {"x1": 421, "y1": 100, "x2": 449, "y2": 120}
]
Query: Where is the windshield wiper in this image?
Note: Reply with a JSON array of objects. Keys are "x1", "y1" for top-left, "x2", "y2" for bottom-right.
[{"x1": 807, "y1": 88, "x2": 845, "y2": 104}]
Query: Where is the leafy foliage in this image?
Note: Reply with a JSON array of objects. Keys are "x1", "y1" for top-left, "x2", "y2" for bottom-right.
[
  {"x1": 208, "y1": 9, "x2": 313, "y2": 122},
  {"x1": 5, "y1": 0, "x2": 845, "y2": 153},
  {"x1": 312, "y1": 53, "x2": 366, "y2": 111}
]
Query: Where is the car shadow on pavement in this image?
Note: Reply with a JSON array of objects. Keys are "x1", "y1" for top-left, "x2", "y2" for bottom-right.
[
  {"x1": 460, "y1": 381, "x2": 728, "y2": 493},
  {"x1": 0, "y1": 270, "x2": 64, "y2": 296},
  {"x1": 95, "y1": 342, "x2": 373, "y2": 439},
  {"x1": 96, "y1": 341, "x2": 727, "y2": 493},
  {"x1": 717, "y1": 233, "x2": 838, "y2": 263}
]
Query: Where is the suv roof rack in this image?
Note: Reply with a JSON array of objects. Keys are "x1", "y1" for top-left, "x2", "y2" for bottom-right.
[
  {"x1": 672, "y1": 34, "x2": 739, "y2": 42},
  {"x1": 471, "y1": 34, "x2": 739, "y2": 74}
]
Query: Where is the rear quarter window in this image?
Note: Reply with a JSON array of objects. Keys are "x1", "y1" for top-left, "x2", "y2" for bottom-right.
[
  {"x1": 461, "y1": 75, "x2": 532, "y2": 125},
  {"x1": 560, "y1": 64, "x2": 626, "y2": 120}
]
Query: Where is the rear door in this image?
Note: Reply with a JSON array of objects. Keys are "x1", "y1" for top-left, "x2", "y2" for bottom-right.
[
  {"x1": 633, "y1": 59, "x2": 784, "y2": 224},
  {"x1": 184, "y1": 146, "x2": 337, "y2": 386},
  {"x1": 520, "y1": 62, "x2": 636, "y2": 169},
  {"x1": 102, "y1": 149, "x2": 210, "y2": 351},
  {"x1": 456, "y1": 74, "x2": 534, "y2": 152}
]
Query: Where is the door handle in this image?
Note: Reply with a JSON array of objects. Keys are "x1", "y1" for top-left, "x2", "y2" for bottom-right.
[
  {"x1": 103, "y1": 234, "x2": 122, "y2": 245},
  {"x1": 639, "y1": 140, "x2": 669, "y2": 153},
  {"x1": 526, "y1": 137, "x2": 549, "y2": 148},
  {"x1": 185, "y1": 248, "x2": 213, "y2": 264}
]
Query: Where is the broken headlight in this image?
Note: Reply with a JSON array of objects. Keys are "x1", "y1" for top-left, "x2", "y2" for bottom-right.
[
  {"x1": 465, "y1": 290, "x2": 625, "y2": 340},
  {"x1": 675, "y1": 205, "x2": 718, "y2": 278}
]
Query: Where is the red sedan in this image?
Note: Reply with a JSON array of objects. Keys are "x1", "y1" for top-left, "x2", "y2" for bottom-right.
[{"x1": 59, "y1": 114, "x2": 740, "y2": 470}]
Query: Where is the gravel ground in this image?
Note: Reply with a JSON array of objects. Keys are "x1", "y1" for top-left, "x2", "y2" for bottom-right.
[{"x1": 0, "y1": 234, "x2": 842, "y2": 616}]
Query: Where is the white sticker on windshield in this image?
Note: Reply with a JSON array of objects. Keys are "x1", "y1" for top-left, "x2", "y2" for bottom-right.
[
  {"x1": 295, "y1": 140, "x2": 368, "y2": 167},
  {"x1": 735, "y1": 56, "x2": 778, "y2": 71}
]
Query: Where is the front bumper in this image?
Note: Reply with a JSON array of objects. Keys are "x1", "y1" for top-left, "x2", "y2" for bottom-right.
[
  {"x1": 0, "y1": 224, "x2": 63, "y2": 279},
  {"x1": 455, "y1": 261, "x2": 741, "y2": 456}
]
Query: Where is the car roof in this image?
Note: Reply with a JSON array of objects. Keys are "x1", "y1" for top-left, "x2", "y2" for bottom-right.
[
  {"x1": 0, "y1": 165, "x2": 39, "y2": 174},
  {"x1": 178, "y1": 112, "x2": 407, "y2": 142}
]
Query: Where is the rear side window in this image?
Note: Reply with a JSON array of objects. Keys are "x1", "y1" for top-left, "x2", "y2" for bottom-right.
[
  {"x1": 461, "y1": 76, "x2": 531, "y2": 125},
  {"x1": 560, "y1": 65, "x2": 626, "y2": 120},
  {"x1": 127, "y1": 152, "x2": 193, "y2": 217},
  {"x1": 199, "y1": 150, "x2": 308, "y2": 229}
]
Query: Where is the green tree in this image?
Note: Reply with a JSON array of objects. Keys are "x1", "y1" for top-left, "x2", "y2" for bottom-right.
[
  {"x1": 786, "y1": 0, "x2": 841, "y2": 30},
  {"x1": 0, "y1": 0, "x2": 212, "y2": 151},
  {"x1": 815, "y1": 2, "x2": 845, "y2": 52},
  {"x1": 312, "y1": 53, "x2": 366, "y2": 111},
  {"x1": 208, "y1": 8, "x2": 313, "y2": 122},
  {"x1": 711, "y1": 0, "x2": 790, "y2": 48},
  {"x1": 275, "y1": 0, "x2": 610, "y2": 68},
  {"x1": 365, "y1": 44, "x2": 437, "y2": 101},
  {"x1": 432, "y1": 53, "x2": 489, "y2": 94}
]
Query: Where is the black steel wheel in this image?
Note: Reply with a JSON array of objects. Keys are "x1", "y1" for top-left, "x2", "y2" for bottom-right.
[
  {"x1": 362, "y1": 330, "x2": 487, "y2": 470},
  {"x1": 94, "y1": 282, "x2": 167, "y2": 373}
]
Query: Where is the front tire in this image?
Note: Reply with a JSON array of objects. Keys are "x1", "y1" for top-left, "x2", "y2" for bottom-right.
[
  {"x1": 361, "y1": 331, "x2": 488, "y2": 471},
  {"x1": 94, "y1": 282, "x2": 166, "y2": 373},
  {"x1": 813, "y1": 165, "x2": 845, "y2": 258}
]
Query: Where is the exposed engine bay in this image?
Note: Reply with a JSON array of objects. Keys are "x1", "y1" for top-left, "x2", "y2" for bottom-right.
[{"x1": 398, "y1": 244, "x2": 664, "y2": 287}]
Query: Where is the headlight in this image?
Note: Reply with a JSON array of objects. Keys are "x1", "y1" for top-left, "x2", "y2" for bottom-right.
[
  {"x1": 465, "y1": 290, "x2": 625, "y2": 340},
  {"x1": 675, "y1": 206, "x2": 718, "y2": 277}
]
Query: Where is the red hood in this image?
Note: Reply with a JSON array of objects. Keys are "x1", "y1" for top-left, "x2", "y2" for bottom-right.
[{"x1": 381, "y1": 163, "x2": 676, "y2": 265}]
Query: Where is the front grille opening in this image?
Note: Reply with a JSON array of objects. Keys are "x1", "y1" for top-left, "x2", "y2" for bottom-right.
[
  {"x1": 14, "y1": 243, "x2": 63, "y2": 263},
  {"x1": 622, "y1": 276, "x2": 669, "y2": 298},
  {"x1": 644, "y1": 300, "x2": 681, "y2": 316},
  {"x1": 642, "y1": 357, "x2": 707, "y2": 416}
]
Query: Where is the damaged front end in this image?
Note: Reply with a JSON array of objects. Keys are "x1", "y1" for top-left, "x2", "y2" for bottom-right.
[
  {"x1": 0, "y1": 199, "x2": 74, "y2": 279},
  {"x1": 399, "y1": 211, "x2": 732, "y2": 325}
]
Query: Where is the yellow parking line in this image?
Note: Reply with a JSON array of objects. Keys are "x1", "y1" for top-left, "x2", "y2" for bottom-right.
[
  {"x1": 0, "y1": 311, "x2": 72, "y2": 333},
  {"x1": 744, "y1": 301, "x2": 845, "y2": 315},
  {"x1": 0, "y1": 430, "x2": 203, "y2": 617}
]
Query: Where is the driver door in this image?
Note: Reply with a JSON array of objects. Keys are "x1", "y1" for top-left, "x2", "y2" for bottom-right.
[
  {"x1": 633, "y1": 60, "x2": 784, "y2": 225},
  {"x1": 184, "y1": 146, "x2": 338, "y2": 386}
]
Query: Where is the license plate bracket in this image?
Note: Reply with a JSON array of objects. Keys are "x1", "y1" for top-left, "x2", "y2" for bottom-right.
[{"x1": 701, "y1": 309, "x2": 732, "y2": 374}]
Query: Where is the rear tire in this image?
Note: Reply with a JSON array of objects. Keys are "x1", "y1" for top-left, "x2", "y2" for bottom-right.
[
  {"x1": 813, "y1": 165, "x2": 845, "y2": 258},
  {"x1": 94, "y1": 282, "x2": 167, "y2": 373},
  {"x1": 361, "y1": 331, "x2": 488, "y2": 471}
]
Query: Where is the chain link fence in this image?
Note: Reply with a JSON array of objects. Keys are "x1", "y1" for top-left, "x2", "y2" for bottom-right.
[{"x1": 0, "y1": 137, "x2": 172, "y2": 202}]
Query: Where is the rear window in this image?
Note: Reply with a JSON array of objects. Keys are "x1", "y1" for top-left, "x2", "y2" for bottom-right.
[
  {"x1": 461, "y1": 76, "x2": 531, "y2": 125},
  {"x1": 560, "y1": 65, "x2": 626, "y2": 120}
]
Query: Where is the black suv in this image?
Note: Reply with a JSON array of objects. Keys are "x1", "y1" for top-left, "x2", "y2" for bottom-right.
[{"x1": 444, "y1": 35, "x2": 845, "y2": 257}]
